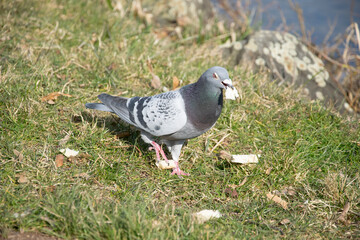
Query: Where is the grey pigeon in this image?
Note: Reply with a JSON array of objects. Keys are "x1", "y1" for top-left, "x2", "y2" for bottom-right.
[{"x1": 85, "y1": 66, "x2": 233, "y2": 176}]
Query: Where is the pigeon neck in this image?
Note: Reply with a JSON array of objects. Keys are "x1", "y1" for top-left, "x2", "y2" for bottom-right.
[{"x1": 181, "y1": 81, "x2": 223, "y2": 131}]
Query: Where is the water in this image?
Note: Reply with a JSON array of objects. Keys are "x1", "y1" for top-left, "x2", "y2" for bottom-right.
[
  {"x1": 249, "y1": 0, "x2": 360, "y2": 47},
  {"x1": 215, "y1": 0, "x2": 360, "y2": 49}
]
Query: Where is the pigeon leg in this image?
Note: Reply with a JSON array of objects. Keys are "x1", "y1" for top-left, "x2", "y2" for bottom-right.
[
  {"x1": 169, "y1": 141, "x2": 189, "y2": 177},
  {"x1": 149, "y1": 141, "x2": 161, "y2": 163},
  {"x1": 159, "y1": 145, "x2": 169, "y2": 163},
  {"x1": 149, "y1": 141, "x2": 170, "y2": 163}
]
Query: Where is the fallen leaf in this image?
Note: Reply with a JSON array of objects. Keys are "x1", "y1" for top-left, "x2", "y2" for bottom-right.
[
  {"x1": 46, "y1": 185, "x2": 56, "y2": 192},
  {"x1": 281, "y1": 186, "x2": 296, "y2": 196},
  {"x1": 68, "y1": 153, "x2": 91, "y2": 165},
  {"x1": 147, "y1": 58, "x2": 161, "y2": 89},
  {"x1": 172, "y1": 76, "x2": 180, "y2": 90},
  {"x1": 16, "y1": 174, "x2": 28, "y2": 184},
  {"x1": 13, "y1": 149, "x2": 24, "y2": 161},
  {"x1": 115, "y1": 131, "x2": 131, "y2": 139},
  {"x1": 55, "y1": 154, "x2": 64, "y2": 167},
  {"x1": 56, "y1": 74, "x2": 66, "y2": 80},
  {"x1": 47, "y1": 99, "x2": 55, "y2": 105},
  {"x1": 265, "y1": 167, "x2": 273, "y2": 175},
  {"x1": 176, "y1": 16, "x2": 192, "y2": 27},
  {"x1": 41, "y1": 92, "x2": 72, "y2": 103},
  {"x1": 74, "y1": 172, "x2": 90, "y2": 179},
  {"x1": 338, "y1": 202, "x2": 351, "y2": 224},
  {"x1": 193, "y1": 210, "x2": 222, "y2": 224},
  {"x1": 218, "y1": 150, "x2": 232, "y2": 160},
  {"x1": 59, "y1": 131, "x2": 72, "y2": 146},
  {"x1": 266, "y1": 192, "x2": 288, "y2": 210},
  {"x1": 150, "y1": 73, "x2": 161, "y2": 89},
  {"x1": 60, "y1": 148, "x2": 79, "y2": 158},
  {"x1": 280, "y1": 218, "x2": 291, "y2": 225},
  {"x1": 225, "y1": 188, "x2": 238, "y2": 198}
]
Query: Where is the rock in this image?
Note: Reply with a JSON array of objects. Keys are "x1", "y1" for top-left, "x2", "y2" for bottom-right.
[
  {"x1": 143, "y1": 0, "x2": 215, "y2": 28},
  {"x1": 221, "y1": 30, "x2": 350, "y2": 113}
]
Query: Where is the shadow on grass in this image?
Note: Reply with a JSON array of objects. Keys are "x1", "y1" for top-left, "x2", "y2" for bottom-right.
[{"x1": 76, "y1": 111, "x2": 159, "y2": 157}]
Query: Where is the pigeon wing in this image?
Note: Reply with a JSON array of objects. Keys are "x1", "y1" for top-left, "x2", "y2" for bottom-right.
[{"x1": 126, "y1": 91, "x2": 187, "y2": 136}]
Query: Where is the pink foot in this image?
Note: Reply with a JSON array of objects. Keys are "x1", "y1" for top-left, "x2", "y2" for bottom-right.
[
  {"x1": 171, "y1": 161, "x2": 189, "y2": 177},
  {"x1": 171, "y1": 167, "x2": 190, "y2": 176}
]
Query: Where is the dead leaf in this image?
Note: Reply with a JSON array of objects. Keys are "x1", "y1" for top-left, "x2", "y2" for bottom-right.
[
  {"x1": 265, "y1": 167, "x2": 273, "y2": 175},
  {"x1": 279, "y1": 218, "x2": 291, "y2": 225},
  {"x1": 338, "y1": 202, "x2": 351, "y2": 224},
  {"x1": 46, "y1": 185, "x2": 56, "y2": 192},
  {"x1": 153, "y1": 29, "x2": 170, "y2": 40},
  {"x1": 218, "y1": 150, "x2": 232, "y2": 160},
  {"x1": 16, "y1": 174, "x2": 28, "y2": 184},
  {"x1": 115, "y1": 131, "x2": 131, "y2": 139},
  {"x1": 172, "y1": 76, "x2": 180, "y2": 90},
  {"x1": 266, "y1": 192, "x2": 288, "y2": 210},
  {"x1": 59, "y1": 131, "x2": 72, "y2": 146},
  {"x1": 68, "y1": 153, "x2": 91, "y2": 165},
  {"x1": 150, "y1": 72, "x2": 161, "y2": 88},
  {"x1": 13, "y1": 149, "x2": 24, "y2": 161},
  {"x1": 146, "y1": 58, "x2": 161, "y2": 89},
  {"x1": 224, "y1": 188, "x2": 238, "y2": 198},
  {"x1": 176, "y1": 16, "x2": 191, "y2": 27},
  {"x1": 281, "y1": 186, "x2": 296, "y2": 196},
  {"x1": 41, "y1": 92, "x2": 72, "y2": 103},
  {"x1": 47, "y1": 99, "x2": 55, "y2": 105},
  {"x1": 56, "y1": 74, "x2": 66, "y2": 80},
  {"x1": 74, "y1": 172, "x2": 90, "y2": 179},
  {"x1": 55, "y1": 154, "x2": 64, "y2": 167}
]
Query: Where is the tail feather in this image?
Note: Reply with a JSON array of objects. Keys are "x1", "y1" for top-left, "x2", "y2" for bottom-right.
[
  {"x1": 85, "y1": 103, "x2": 114, "y2": 113},
  {"x1": 97, "y1": 93, "x2": 133, "y2": 125}
]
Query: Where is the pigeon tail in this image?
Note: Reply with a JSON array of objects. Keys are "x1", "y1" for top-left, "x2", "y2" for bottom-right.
[
  {"x1": 85, "y1": 103, "x2": 114, "y2": 113},
  {"x1": 97, "y1": 93, "x2": 132, "y2": 124}
]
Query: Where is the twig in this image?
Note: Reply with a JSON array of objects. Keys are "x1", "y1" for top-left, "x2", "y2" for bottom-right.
[{"x1": 210, "y1": 133, "x2": 231, "y2": 153}]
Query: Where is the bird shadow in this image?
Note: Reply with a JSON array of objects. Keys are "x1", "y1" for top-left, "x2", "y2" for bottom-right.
[{"x1": 76, "y1": 111, "x2": 153, "y2": 157}]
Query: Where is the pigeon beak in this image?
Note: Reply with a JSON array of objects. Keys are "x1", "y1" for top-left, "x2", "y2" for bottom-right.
[{"x1": 221, "y1": 79, "x2": 234, "y2": 89}]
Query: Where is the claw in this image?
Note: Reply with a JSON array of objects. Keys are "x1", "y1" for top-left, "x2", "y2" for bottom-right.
[{"x1": 170, "y1": 161, "x2": 189, "y2": 178}]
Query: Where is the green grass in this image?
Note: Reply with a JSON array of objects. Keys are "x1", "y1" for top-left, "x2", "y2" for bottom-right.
[{"x1": 1, "y1": 0, "x2": 360, "y2": 239}]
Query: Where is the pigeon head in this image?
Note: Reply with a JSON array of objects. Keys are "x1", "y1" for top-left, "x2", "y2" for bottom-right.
[{"x1": 199, "y1": 66, "x2": 234, "y2": 90}]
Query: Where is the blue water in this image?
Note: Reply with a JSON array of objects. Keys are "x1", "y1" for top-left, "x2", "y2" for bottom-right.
[
  {"x1": 249, "y1": 0, "x2": 360, "y2": 46},
  {"x1": 215, "y1": 0, "x2": 360, "y2": 49}
]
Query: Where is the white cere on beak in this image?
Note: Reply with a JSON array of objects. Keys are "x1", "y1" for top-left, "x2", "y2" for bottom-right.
[{"x1": 222, "y1": 79, "x2": 234, "y2": 89}]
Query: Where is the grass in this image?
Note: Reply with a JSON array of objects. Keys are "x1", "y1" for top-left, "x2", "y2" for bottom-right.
[{"x1": 1, "y1": 0, "x2": 360, "y2": 239}]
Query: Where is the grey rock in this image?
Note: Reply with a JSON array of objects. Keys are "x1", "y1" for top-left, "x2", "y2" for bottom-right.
[{"x1": 221, "y1": 30, "x2": 351, "y2": 113}]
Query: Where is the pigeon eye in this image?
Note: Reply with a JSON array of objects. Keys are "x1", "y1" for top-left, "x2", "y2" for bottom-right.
[{"x1": 213, "y1": 72, "x2": 219, "y2": 79}]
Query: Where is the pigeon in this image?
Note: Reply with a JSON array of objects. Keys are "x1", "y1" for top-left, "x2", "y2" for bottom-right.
[{"x1": 85, "y1": 66, "x2": 234, "y2": 176}]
